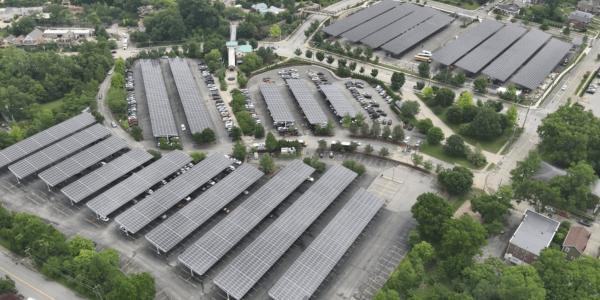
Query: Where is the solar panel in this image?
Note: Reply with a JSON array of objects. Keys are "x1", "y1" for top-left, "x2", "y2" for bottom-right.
[
  {"x1": 510, "y1": 38, "x2": 572, "y2": 90},
  {"x1": 86, "y1": 150, "x2": 191, "y2": 219},
  {"x1": 259, "y1": 84, "x2": 295, "y2": 124},
  {"x1": 341, "y1": 4, "x2": 416, "y2": 42},
  {"x1": 433, "y1": 20, "x2": 504, "y2": 66},
  {"x1": 61, "y1": 149, "x2": 153, "y2": 204},
  {"x1": 268, "y1": 188, "x2": 384, "y2": 300},
  {"x1": 8, "y1": 124, "x2": 111, "y2": 180},
  {"x1": 146, "y1": 164, "x2": 263, "y2": 252},
  {"x1": 177, "y1": 160, "x2": 314, "y2": 276},
  {"x1": 381, "y1": 13, "x2": 454, "y2": 56},
  {"x1": 38, "y1": 136, "x2": 128, "y2": 187},
  {"x1": 168, "y1": 58, "x2": 213, "y2": 133},
  {"x1": 0, "y1": 112, "x2": 96, "y2": 169},
  {"x1": 286, "y1": 79, "x2": 328, "y2": 126},
  {"x1": 455, "y1": 24, "x2": 527, "y2": 73},
  {"x1": 481, "y1": 30, "x2": 551, "y2": 82},
  {"x1": 360, "y1": 5, "x2": 436, "y2": 49},
  {"x1": 319, "y1": 84, "x2": 357, "y2": 118},
  {"x1": 213, "y1": 165, "x2": 357, "y2": 299},
  {"x1": 139, "y1": 59, "x2": 178, "y2": 137},
  {"x1": 114, "y1": 154, "x2": 232, "y2": 234},
  {"x1": 322, "y1": 0, "x2": 398, "y2": 36}
]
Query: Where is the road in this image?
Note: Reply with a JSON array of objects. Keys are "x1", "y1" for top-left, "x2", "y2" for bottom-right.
[{"x1": 0, "y1": 247, "x2": 83, "y2": 300}]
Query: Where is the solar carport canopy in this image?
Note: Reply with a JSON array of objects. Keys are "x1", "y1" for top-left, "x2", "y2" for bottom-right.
[
  {"x1": 39, "y1": 136, "x2": 128, "y2": 187},
  {"x1": 214, "y1": 165, "x2": 357, "y2": 300},
  {"x1": 382, "y1": 13, "x2": 454, "y2": 55},
  {"x1": 115, "y1": 154, "x2": 232, "y2": 234},
  {"x1": 341, "y1": 3, "x2": 414, "y2": 42},
  {"x1": 286, "y1": 79, "x2": 328, "y2": 126},
  {"x1": 432, "y1": 20, "x2": 504, "y2": 66},
  {"x1": 360, "y1": 5, "x2": 437, "y2": 49},
  {"x1": 9, "y1": 124, "x2": 111, "y2": 180},
  {"x1": 511, "y1": 38, "x2": 572, "y2": 90},
  {"x1": 320, "y1": 84, "x2": 357, "y2": 118},
  {"x1": 322, "y1": 0, "x2": 398, "y2": 36},
  {"x1": 146, "y1": 164, "x2": 263, "y2": 253},
  {"x1": 259, "y1": 84, "x2": 295, "y2": 123},
  {"x1": 482, "y1": 29, "x2": 551, "y2": 81},
  {"x1": 269, "y1": 188, "x2": 384, "y2": 300},
  {"x1": 61, "y1": 149, "x2": 153, "y2": 204},
  {"x1": 86, "y1": 150, "x2": 191, "y2": 219},
  {"x1": 178, "y1": 160, "x2": 314, "y2": 276},
  {"x1": 455, "y1": 24, "x2": 527, "y2": 73},
  {"x1": 0, "y1": 112, "x2": 95, "y2": 169},
  {"x1": 139, "y1": 59, "x2": 178, "y2": 137},
  {"x1": 168, "y1": 58, "x2": 213, "y2": 133}
]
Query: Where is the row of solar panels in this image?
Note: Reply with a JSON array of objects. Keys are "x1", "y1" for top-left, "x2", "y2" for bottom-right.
[
  {"x1": 323, "y1": 1, "x2": 454, "y2": 56},
  {"x1": 433, "y1": 20, "x2": 572, "y2": 90},
  {"x1": 139, "y1": 59, "x2": 213, "y2": 138}
]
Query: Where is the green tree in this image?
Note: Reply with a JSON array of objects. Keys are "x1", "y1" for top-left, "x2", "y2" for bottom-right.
[
  {"x1": 456, "y1": 91, "x2": 474, "y2": 108},
  {"x1": 412, "y1": 153, "x2": 423, "y2": 166},
  {"x1": 318, "y1": 139, "x2": 327, "y2": 152},
  {"x1": 506, "y1": 105, "x2": 518, "y2": 128},
  {"x1": 426, "y1": 126, "x2": 444, "y2": 146},
  {"x1": 359, "y1": 66, "x2": 365, "y2": 74},
  {"x1": 467, "y1": 147, "x2": 488, "y2": 168},
  {"x1": 204, "y1": 49, "x2": 223, "y2": 72},
  {"x1": 254, "y1": 123, "x2": 265, "y2": 138},
  {"x1": 269, "y1": 24, "x2": 282, "y2": 39},
  {"x1": 230, "y1": 126, "x2": 242, "y2": 141},
  {"x1": 411, "y1": 193, "x2": 453, "y2": 244},
  {"x1": 192, "y1": 128, "x2": 216, "y2": 144},
  {"x1": 471, "y1": 187, "x2": 513, "y2": 234},
  {"x1": 370, "y1": 122, "x2": 381, "y2": 138},
  {"x1": 239, "y1": 53, "x2": 263, "y2": 75},
  {"x1": 190, "y1": 151, "x2": 206, "y2": 163},
  {"x1": 416, "y1": 118, "x2": 433, "y2": 134},
  {"x1": 439, "y1": 215, "x2": 487, "y2": 276},
  {"x1": 391, "y1": 71, "x2": 406, "y2": 91},
  {"x1": 364, "y1": 144, "x2": 374, "y2": 154},
  {"x1": 438, "y1": 166, "x2": 473, "y2": 195},
  {"x1": 265, "y1": 132, "x2": 279, "y2": 152},
  {"x1": 433, "y1": 88, "x2": 455, "y2": 107},
  {"x1": 294, "y1": 48, "x2": 302, "y2": 56},
  {"x1": 474, "y1": 76, "x2": 488, "y2": 94},
  {"x1": 305, "y1": 49, "x2": 313, "y2": 59},
  {"x1": 342, "y1": 160, "x2": 366, "y2": 176},
  {"x1": 391, "y1": 125, "x2": 404, "y2": 143},
  {"x1": 444, "y1": 134, "x2": 467, "y2": 157},
  {"x1": 498, "y1": 265, "x2": 546, "y2": 300},
  {"x1": 379, "y1": 147, "x2": 389, "y2": 157},
  {"x1": 465, "y1": 108, "x2": 506, "y2": 140},
  {"x1": 349, "y1": 61, "x2": 357, "y2": 71},
  {"x1": 0, "y1": 276, "x2": 16, "y2": 295},
  {"x1": 232, "y1": 142, "x2": 246, "y2": 162},
  {"x1": 371, "y1": 68, "x2": 379, "y2": 78},
  {"x1": 399, "y1": 100, "x2": 420, "y2": 120},
  {"x1": 382, "y1": 125, "x2": 391, "y2": 139},
  {"x1": 326, "y1": 55, "x2": 334, "y2": 64},
  {"x1": 418, "y1": 62, "x2": 430, "y2": 78},
  {"x1": 259, "y1": 154, "x2": 275, "y2": 174},
  {"x1": 316, "y1": 51, "x2": 325, "y2": 62}
]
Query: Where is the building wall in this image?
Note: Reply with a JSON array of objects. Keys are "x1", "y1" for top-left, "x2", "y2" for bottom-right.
[{"x1": 506, "y1": 243, "x2": 538, "y2": 264}]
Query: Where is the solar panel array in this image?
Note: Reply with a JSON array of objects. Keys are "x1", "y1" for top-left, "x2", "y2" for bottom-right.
[
  {"x1": 319, "y1": 84, "x2": 357, "y2": 118},
  {"x1": 259, "y1": 84, "x2": 295, "y2": 124},
  {"x1": 286, "y1": 79, "x2": 328, "y2": 126},
  {"x1": 115, "y1": 154, "x2": 232, "y2": 234},
  {"x1": 0, "y1": 112, "x2": 95, "y2": 169},
  {"x1": 322, "y1": 0, "x2": 398, "y2": 36},
  {"x1": 361, "y1": 5, "x2": 436, "y2": 49},
  {"x1": 178, "y1": 160, "x2": 314, "y2": 276},
  {"x1": 168, "y1": 58, "x2": 213, "y2": 134},
  {"x1": 511, "y1": 38, "x2": 572, "y2": 90},
  {"x1": 382, "y1": 13, "x2": 454, "y2": 55},
  {"x1": 139, "y1": 59, "x2": 178, "y2": 137},
  {"x1": 341, "y1": 4, "x2": 414, "y2": 42},
  {"x1": 147, "y1": 164, "x2": 263, "y2": 252},
  {"x1": 8, "y1": 124, "x2": 110, "y2": 180},
  {"x1": 482, "y1": 29, "x2": 551, "y2": 81},
  {"x1": 433, "y1": 20, "x2": 504, "y2": 66},
  {"x1": 455, "y1": 24, "x2": 527, "y2": 73},
  {"x1": 214, "y1": 165, "x2": 357, "y2": 299},
  {"x1": 38, "y1": 136, "x2": 128, "y2": 187},
  {"x1": 61, "y1": 149, "x2": 153, "y2": 204},
  {"x1": 86, "y1": 150, "x2": 191, "y2": 219},
  {"x1": 269, "y1": 188, "x2": 384, "y2": 300}
]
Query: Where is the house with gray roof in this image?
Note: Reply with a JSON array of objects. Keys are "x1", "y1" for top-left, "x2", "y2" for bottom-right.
[
  {"x1": 569, "y1": 10, "x2": 594, "y2": 29},
  {"x1": 505, "y1": 210, "x2": 560, "y2": 264}
]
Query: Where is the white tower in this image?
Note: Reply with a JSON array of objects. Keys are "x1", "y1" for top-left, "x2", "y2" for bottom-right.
[{"x1": 226, "y1": 22, "x2": 238, "y2": 69}]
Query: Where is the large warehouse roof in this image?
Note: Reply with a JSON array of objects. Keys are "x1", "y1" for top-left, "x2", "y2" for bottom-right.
[
  {"x1": 382, "y1": 13, "x2": 454, "y2": 55},
  {"x1": 0, "y1": 112, "x2": 95, "y2": 169},
  {"x1": 482, "y1": 29, "x2": 551, "y2": 81},
  {"x1": 139, "y1": 59, "x2": 178, "y2": 137},
  {"x1": 361, "y1": 5, "x2": 436, "y2": 49},
  {"x1": 178, "y1": 160, "x2": 314, "y2": 276},
  {"x1": 432, "y1": 20, "x2": 504, "y2": 66},
  {"x1": 319, "y1": 84, "x2": 357, "y2": 118},
  {"x1": 259, "y1": 84, "x2": 295, "y2": 124},
  {"x1": 286, "y1": 79, "x2": 328, "y2": 126},
  {"x1": 61, "y1": 149, "x2": 153, "y2": 204},
  {"x1": 341, "y1": 4, "x2": 415, "y2": 42},
  {"x1": 168, "y1": 58, "x2": 213, "y2": 134},
  {"x1": 214, "y1": 165, "x2": 357, "y2": 300},
  {"x1": 510, "y1": 38, "x2": 571, "y2": 90},
  {"x1": 86, "y1": 150, "x2": 191, "y2": 219},
  {"x1": 38, "y1": 136, "x2": 127, "y2": 187},
  {"x1": 9, "y1": 124, "x2": 110, "y2": 180},
  {"x1": 114, "y1": 154, "x2": 232, "y2": 234},
  {"x1": 322, "y1": 0, "x2": 398, "y2": 36},
  {"x1": 269, "y1": 188, "x2": 384, "y2": 300},
  {"x1": 455, "y1": 24, "x2": 527, "y2": 73},
  {"x1": 146, "y1": 164, "x2": 263, "y2": 253}
]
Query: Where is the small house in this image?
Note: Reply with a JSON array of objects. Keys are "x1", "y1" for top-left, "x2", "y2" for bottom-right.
[
  {"x1": 569, "y1": 10, "x2": 594, "y2": 29},
  {"x1": 562, "y1": 226, "x2": 591, "y2": 259}
]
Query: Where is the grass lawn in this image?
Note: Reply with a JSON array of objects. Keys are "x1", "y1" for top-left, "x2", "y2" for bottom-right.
[
  {"x1": 40, "y1": 99, "x2": 64, "y2": 111},
  {"x1": 436, "y1": 0, "x2": 480, "y2": 10},
  {"x1": 420, "y1": 143, "x2": 478, "y2": 169}
]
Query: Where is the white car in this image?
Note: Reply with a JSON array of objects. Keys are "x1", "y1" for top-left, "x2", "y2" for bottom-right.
[
  {"x1": 181, "y1": 124, "x2": 186, "y2": 131},
  {"x1": 111, "y1": 121, "x2": 117, "y2": 128},
  {"x1": 561, "y1": 84, "x2": 567, "y2": 91}
]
